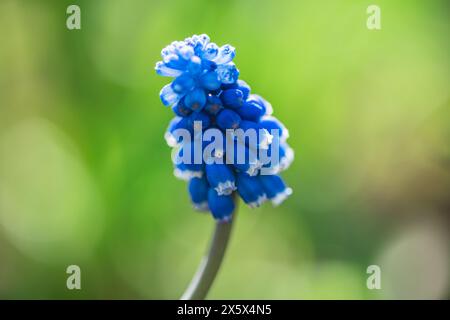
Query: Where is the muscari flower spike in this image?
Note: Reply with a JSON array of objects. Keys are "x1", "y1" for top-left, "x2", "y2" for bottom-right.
[{"x1": 156, "y1": 34, "x2": 294, "y2": 223}]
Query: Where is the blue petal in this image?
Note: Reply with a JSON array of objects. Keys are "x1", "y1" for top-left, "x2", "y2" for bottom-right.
[
  {"x1": 248, "y1": 94, "x2": 273, "y2": 115},
  {"x1": 220, "y1": 89, "x2": 244, "y2": 109},
  {"x1": 259, "y1": 116, "x2": 283, "y2": 133},
  {"x1": 201, "y1": 59, "x2": 217, "y2": 72},
  {"x1": 229, "y1": 141, "x2": 261, "y2": 176},
  {"x1": 204, "y1": 95, "x2": 223, "y2": 115},
  {"x1": 216, "y1": 63, "x2": 239, "y2": 84},
  {"x1": 260, "y1": 116, "x2": 289, "y2": 143},
  {"x1": 171, "y1": 74, "x2": 195, "y2": 94},
  {"x1": 187, "y1": 56, "x2": 202, "y2": 75},
  {"x1": 203, "y1": 128, "x2": 227, "y2": 163},
  {"x1": 173, "y1": 162, "x2": 204, "y2": 181},
  {"x1": 185, "y1": 88, "x2": 207, "y2": 112},
  {"x1": 202, "y1": 42, "x2": 219, "y2": 60},
  {"x1": 161, "y1": 46, "x2": 173, "y2": 60},
  {"x1": 260, "y1": 142, "x2": 294, "y2": 174},
  {"x1": 199, "y1": 71, "x2": 221, "y2": 91},
  {"x1": 236, "y1": 173, "x2": 267, "y2": 208},
  {"x1": 258, "y1": 175, "x2": 292, "y2": 206},
  {"x1": 213, "y1": 45, "x2": 236, "y2": 65},
  {"x1": 197, "y1": 34, "x2": 211, "y2": 45},
  {"x1": 175, "y1": 142, "x2": 205, "y2": 172},
  {"x1": 238, "y1": 120, "x2": 273, "y2": 150},
  {"x1": 178, "y1": 45, "x2": 195, "y2": 60},
  {"x1": 187, "y1": 111, "x2": 211, "y2": 131},
  {"x1": 205, "y1": 163, "x2": 236, "y2": 196},
  {"x1": 155, "y1": 61, "x2": 183, "y2": 77},
  {"x1": 165, "y1": 116, "x2": 189, "y2": 146},
  {"x1": 216, "y1": 109, "x2": 241, "y2": 130},
  {"x1": 237, "y1": 80, "x2": 251, "y2": 100},
  {"x1": 236, "y1": 100, "x2": 264, "y2": 122},
  {"x1": 164, "y1": 53, "x2": 188, "y2": 70},
  {"x1": 172, "y1": 99, "x2": 192, "y2": 117},
  {"x1": 222, "y1": 80, "x2": 251, "y2": 100},
  {"x1": 188, "y1": 176, "x2": 210, "y2": 211},
  {"x1": 160, "y1": 84, "x2": 180, "y2": 106},
  {"x1": 189, "y1": 34, "x2": 210, "y2": 56},
  {"x1": 207, "y1": 189, "x2": 234, "y2": 222}
]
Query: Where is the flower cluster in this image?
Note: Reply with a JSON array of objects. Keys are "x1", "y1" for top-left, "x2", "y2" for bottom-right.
[{"x1": 156, "y1": 34, "x2": 293, "y2": 222}]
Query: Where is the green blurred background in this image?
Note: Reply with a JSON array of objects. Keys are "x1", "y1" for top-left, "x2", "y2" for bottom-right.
[{"x1": 0, "y1": 0, "x2": 449, "y2": 299}]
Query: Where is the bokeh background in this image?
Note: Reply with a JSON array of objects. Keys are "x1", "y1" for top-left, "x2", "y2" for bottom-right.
[{"x1": 0, "y1": 0, "x2": 449, "y2": 299}]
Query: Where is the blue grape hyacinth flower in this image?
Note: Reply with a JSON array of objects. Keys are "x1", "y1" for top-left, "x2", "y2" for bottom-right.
[{"x1": 157, "y1": 34, "x2": 294, "y2": 223}]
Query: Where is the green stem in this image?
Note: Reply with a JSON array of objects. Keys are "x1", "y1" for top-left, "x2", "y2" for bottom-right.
[{"x1": 181, "y1": 202, "x2": 237, "y2": 300}]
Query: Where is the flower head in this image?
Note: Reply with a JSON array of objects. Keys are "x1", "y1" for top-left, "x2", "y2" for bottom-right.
[{"x1": 157, "y1": 34, "x2": 294, "y2": 222}]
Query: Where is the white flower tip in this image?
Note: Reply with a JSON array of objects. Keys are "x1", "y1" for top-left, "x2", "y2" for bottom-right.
[
  {"x1": 173, "y1": 168, "x2": 203, "y2": 181},
  {"x1": 193, "y1": 201, "x2": 209, "y2": 212},
  {"x1": 248, "y1": 194, "x2": 267, "y2": 208},
  {"x1": 266, "y1": 147, "x2": 295, "y2": 175},
  {"x1": 246, "y1": 161, "x2": 262, "y2": 176},
  {"x1": 164, "y1": 132, "x2": 178, "y2": 147},
  {"x1": 215, "y1": 180, "x2": 237, "y2": 196},
  {"x1": 271, "y1": 187, "x2": 293, "y2": 206}
]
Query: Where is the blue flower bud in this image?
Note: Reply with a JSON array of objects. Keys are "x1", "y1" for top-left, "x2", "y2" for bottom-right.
[
  {"x1": 172, "y1": 99, "x2": 192, "y2": 117},
  {"x1": 187, "y1": 111, "x2": 211, "y2": 131},
  {"x1": 208, "y1": 189, "x2": 234, "y2": 222},
  {"x1": 236, "y1": 173, "x2": 266, "y2": 208},
  {"x1": 248, "y1": 94, "x2": 273, "y2": 115},
  {"x1": 220, "y1": 89, "x2": 244, "y2": 109},
  {"x1": 174, "y1": 140, "x2": 205, "y2": 179},
  {"x1": 202, "y1": 42, "x2": 219, "y2": 60},
  {"x1": 238, "y1": 120, "x2": 273, "y2": 150},
  {"x1": 258, "y1": 175, "x2": 292, "y2": 206},
  {"x1": 160, "y1": 83, "x2": 180, "y2": 106},
  {"x1": 237, "y1": 80, "x2": 251, "y2": 100},
  {"x1": 155, "y1": 61, "x2": 183, "y2": 77},
  {"x1": 204, "y1": 95, "x2": 223, "y2": 115},
  {"x1": 190, "y1": 34, "x2": 210, "y2": 55},
  {"x1": 203, "y1": 128, "x2": 227, "y2": 164},
  {"x1": 260, "y1": 116, "x2": 289, "y2": 143},
  {"x1": 216, "y1": 109, "x2": 241, "y2": 130},
  {"x1": 178, "y1": 45, "x2": 195, "y2": 60},
  {"x1": 236, "y1": 100, "x2": 265, "y2": 122},
  {"x1": 213, "y1": 45, "x2": 236, "y2": 65},
  {"x1": 171, "y1": 74, "x2": 195, "y2": 94},
  {"x1": 174, "y1": 162, "x2": 204, "y2": 181},
  {"x1": 201, "y1": 59, "x2": 217, "y2": 72},
  {"x1": 216, "y1": 63, "x2": 239, "y2": 84},
  {"x1": 199, "y1": 71, "x2": 221, "y2": 91},
  {"x1": 229, "y1": 141, "x2": 261, "y2": 176},
  {"x1": 188, "y1": 176, "x2": 209, "y2": 211},
  {"x1": 205, "y1": 163, "x2": 237, "y2": 196},
  {"x1": 165, "y1": 116, "x2": 190, "y2": 146},
  {"x1": 260, "y1": 142, "x2": 294, "y2": 174},
  {"x1": 222, "y1": 80, "x2": 251, "y2": 100},
  {"x1": 187, "y1": 56, "x2": 203, "y2": 75},
  {"x1": 185, "y1": 88, "x2": 207, "y2": 112},
  {"x1": 164, "y1": 53, "x2": 188, "y2": 70}
]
